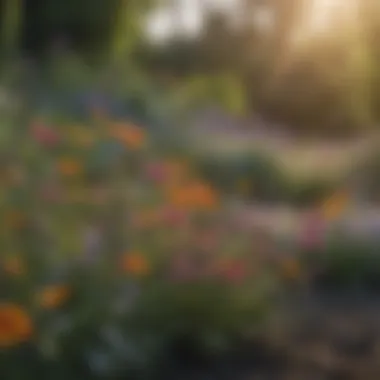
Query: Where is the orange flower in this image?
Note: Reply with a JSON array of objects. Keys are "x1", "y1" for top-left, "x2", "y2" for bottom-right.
[
  {"x1": 167, "y1": 181, "x2": 218, "y2": 210},
  {"x1": 281, "y1": 258, "x2": 301, "y2": 281},
  {"x1": 191, "y1": 182, "x2": 218, "y2": 209},
  {"x1": 57, "y1": 158, "x2": 83, "y2": 177},
  {"x1": 38, "y1": 285, "x2": 71, "y2": 309},
  {"x1": 0, "y1": 303, "x2": 33, "y2": 348},
  {"x1": 3, "y1": 256, "x2": 25, "y2": 276},
  {"x1": 321, "y1": 191, "x2": 349, "y2": 221},
  {"x1": 121, "y1": 252, "x2": 149, "y2": 276},
  {"x1": 110, "y1": 123, "x2": 146, "y2": 149},
  {"x1": 167, "y1": 185, "x2": 193, "y2": 208}
]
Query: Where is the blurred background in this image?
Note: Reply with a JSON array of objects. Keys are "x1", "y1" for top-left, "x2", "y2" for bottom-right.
[{"x1": 3, "y1": 1, "x2": 380, "y2": 379}]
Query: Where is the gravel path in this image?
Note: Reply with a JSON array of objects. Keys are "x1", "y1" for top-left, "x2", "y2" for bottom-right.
[{"x1": 231, "y1": 204, "x2": 380, "y2": 242}]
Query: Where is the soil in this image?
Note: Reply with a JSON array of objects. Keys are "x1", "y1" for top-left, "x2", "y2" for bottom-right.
[{"x1": 161, "y1": 290, "x2": 380, "y2": 380}]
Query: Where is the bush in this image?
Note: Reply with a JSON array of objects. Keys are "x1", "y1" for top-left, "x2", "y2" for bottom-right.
[
  {"x1": 286, "y1": 178, "x2": 340, "y2": 208},
  {"x1": 197, "y1": 152, "x2": 288, "y2": 203},
  {"x1": 301, "y1": 233, "x2": 380, "y2": 291}
]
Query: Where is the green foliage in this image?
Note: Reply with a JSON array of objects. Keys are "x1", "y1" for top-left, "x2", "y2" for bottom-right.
[
  {"x1": 301, "y1": 234, "x2": 380, "y2": 290},
  {"x1": 1, "y1": 63, "x2": 281, "y2": 379},
  {"x1": 174, "y1": 73, "x2": 247, "y2": 116},
  {"x1": 286, "y1": 178, "x2": 340, "y2": 208},
  {"x1": 197, "y1": 152, "x2": 287, "y2": 202}
]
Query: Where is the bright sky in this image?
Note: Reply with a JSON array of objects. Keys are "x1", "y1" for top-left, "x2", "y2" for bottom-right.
[
  {"x1": 291, "y1": 0, "x2": 360, "y2": 45},
  {"x1": 146, "y1": 0, "x2": 241, "y2": 42},
  {"x1": 147, "y1": 0, "x2": 361, "y2": 45}
]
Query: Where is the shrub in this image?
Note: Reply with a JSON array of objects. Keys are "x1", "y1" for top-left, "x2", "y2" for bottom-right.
[
  {"x1": 286, "y1": 178, "x2": 340, "y2": 208},
  {"x1": 197, "y1": 152, "x2": 288, "y2": 203},
  {"x1": 301, "y1": 233, "x2": 380, "y2": 291}
]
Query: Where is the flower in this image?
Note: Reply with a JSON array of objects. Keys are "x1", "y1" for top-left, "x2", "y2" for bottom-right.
[
  {"x1": 166, "y1": 181, "x2": 218, "y2": 210},
  {"x1": 144, "y1": 161, "x2": 167, "y2": 183},
  {"x1": 218, "y1": 259, "x2": 248, "y2": 284},
  {"x1": 31, "y1": 121, "x2": 60, "y2": 148},
  {"x1": 110, "y1": 123, "x2": 146, "y2": 149},
  {"x1": 159, "y1": 206, "x2": 188, "y2": 226},
  {"x1": 190, "y1": 182, "x2": 219, "y2": 209},
  {"x1": 38, "y1": 285, "x2": 71, "y2": 309},
  {"x1": 299, "y1": 210, "x2": 326, "y2": 250},
  {"x1": 121, "y1": 252, "x2": 149, "y2": 276},
  {"x1": 57, "y1": 158, "x2": 83, "y2": 177},
  {"x1": 0, "y1": 304, "x2": 33, "y2": 348},
  {"x1": 321, "y1": 190, "x2": 349, "y2": 221},
  {"x1": 3, "y1": 256, "x2": 25, "y2": 276}
]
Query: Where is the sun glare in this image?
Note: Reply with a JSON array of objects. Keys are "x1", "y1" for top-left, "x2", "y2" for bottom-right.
[
  {"x1": 271, "y1": 0, "x2": 364, "y2": 90},
  {"x1": 291, "y1": 0, "x2": 360, "y2": 45}
]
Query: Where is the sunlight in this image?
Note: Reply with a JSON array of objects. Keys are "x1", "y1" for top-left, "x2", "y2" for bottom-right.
[
  {"x1": 291, "y1": 0, "x2": 360, "y2": 45},
  {"x1": 270, "y1": 0, "x2": 365, "y2": 96}
]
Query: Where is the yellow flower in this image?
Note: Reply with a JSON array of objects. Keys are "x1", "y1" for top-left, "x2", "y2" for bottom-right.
[
  {"x1": 0, "y1": 303, "x2": 33, "y2": 348},
  {"x1": 3, "y1": 256, "x2": 25, "y2": 276},
  {"x1": 38, "y1": 285, "x2": 71, "y2": 309},
  {"x1": 57, "y1": 158, "x2": 83, "y2": 177},
  {"x1": 121, "y1": 252, "x2": 149, "y2": 276},
  {"x1": 110, "y1": 123, "x2": 146, "y2": 149}
]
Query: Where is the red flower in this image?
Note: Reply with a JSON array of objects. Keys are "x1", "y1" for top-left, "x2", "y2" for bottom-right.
[
  {"x1": 218, "y1": 259, "x2": 248, "y2": 284},
  {"x1": 31, "y1": 122, "x2": 60, "y2": 147}
]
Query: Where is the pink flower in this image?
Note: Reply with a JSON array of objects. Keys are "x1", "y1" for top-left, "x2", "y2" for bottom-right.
[
  {"x1": 144, "y1": 161, "x2": 167, "y2": 183},
  {"x1": 31, "y1": 121, "x2": 60, "y2": 147},
  {"x1": 160, "y1": 206, "x2": 188, "y2": 227},
  {"x1": 299, "y1": 210, "x2": 326, "y2": 250}
]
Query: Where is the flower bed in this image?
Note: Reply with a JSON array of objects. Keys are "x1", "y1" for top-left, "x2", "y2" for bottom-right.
[{"x1": 1, "y1": 109, "x2": 290, "y2": 379}]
